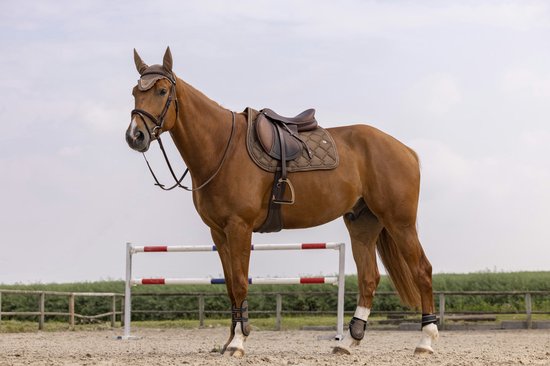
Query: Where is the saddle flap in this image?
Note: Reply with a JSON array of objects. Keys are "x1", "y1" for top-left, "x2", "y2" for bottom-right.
[{"x1": 256, "y1": 114, "x2": 302, "y2": 161}]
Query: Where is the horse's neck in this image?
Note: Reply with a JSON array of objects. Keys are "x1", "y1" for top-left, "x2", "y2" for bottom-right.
[{"x1": 170, "y1": 79, "x2": 233, "y2": 184}]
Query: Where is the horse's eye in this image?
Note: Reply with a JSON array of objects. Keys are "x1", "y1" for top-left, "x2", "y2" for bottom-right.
[{"x1": 159, "y1": 88, "x2": 167, "y2": 96}]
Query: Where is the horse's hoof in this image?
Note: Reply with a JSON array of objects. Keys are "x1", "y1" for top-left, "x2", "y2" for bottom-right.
[
  {"x1": 414, "y1": 346, "x2": 434, "y2": 355},
  {"x1": 227, "y1": 347, "x2": 245, "y2": 358},
  {"x1": 332, "y1": 346, "x2": 351, "y2": 355}
]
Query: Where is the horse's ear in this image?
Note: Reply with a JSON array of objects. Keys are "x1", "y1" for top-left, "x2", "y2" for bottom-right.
[
  {"x1": 163, "y1": 46, "x2": 173, "y2": 72},
  {"x1": 133, "y1": 49, "x2": 148, "y2": 74}
]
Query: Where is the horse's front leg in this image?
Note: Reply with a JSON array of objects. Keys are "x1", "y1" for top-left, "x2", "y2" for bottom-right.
[
  {"x1": 210, "y1": 228, "x2": 237, "y2": 354},
  {"x1": 220, "y1": 220, "x2": 253, "y2": 358}
]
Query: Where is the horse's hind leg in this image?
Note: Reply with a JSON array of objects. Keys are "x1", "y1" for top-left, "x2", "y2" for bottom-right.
[
  {"x1": 333, "y1": 200, "x2": 383, "y2": 355},
  {"x1": 383, "y1": 223, "x2": 439, "y2": 354}
]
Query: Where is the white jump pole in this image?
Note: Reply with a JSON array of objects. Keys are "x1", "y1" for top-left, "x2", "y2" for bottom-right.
[
  {"x1": 122, "y1": 242, "x2": 346, "y2": 340},
  {"x1": 122, "y1": 242, "x2": 134, "y2": 339},
  {"x1": 336, "y1": 242, "x2": 345, "y2": 340},
  {"x1": 131, "y1": 277, "x2": 338, "y2": 285}
]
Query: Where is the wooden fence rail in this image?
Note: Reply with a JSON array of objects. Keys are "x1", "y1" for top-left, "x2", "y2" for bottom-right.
[
  {"x1": 0, "y1": 289, "x2": 122, "y2": 330},
  {"x1": 1, "y1": 289, "x2": 549, "y2": 331},
  {"x1": 129, "y1": 290, "x2": 550, "y2": 330}
]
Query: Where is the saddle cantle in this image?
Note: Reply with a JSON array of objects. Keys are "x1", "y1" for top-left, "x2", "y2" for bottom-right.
[{"x1": 256, "y1": 108, "x2": 318, "y2": 161}]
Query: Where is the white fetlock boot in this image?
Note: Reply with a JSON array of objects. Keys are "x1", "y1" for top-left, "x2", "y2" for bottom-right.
[
  {"x1": 414, "y1": 323, "x2": 439, "y2": 354},
  {"x1": 225, "y1": 322, "x2": 246, "y2": 357}
]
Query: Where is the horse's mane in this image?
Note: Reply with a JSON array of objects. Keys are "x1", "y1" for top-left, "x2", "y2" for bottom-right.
[{"x1": 176, "y1": 76, "x2": 229, "y2": 113}]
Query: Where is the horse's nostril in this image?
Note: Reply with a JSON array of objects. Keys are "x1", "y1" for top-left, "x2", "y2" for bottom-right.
[{"x1": 136, "y1": 130, "x2": 144, "y2": 142}]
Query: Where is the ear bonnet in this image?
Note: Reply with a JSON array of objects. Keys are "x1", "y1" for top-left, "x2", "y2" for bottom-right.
[{"x1": 134, "y1": 48, "x2": 175, "y2": 91}]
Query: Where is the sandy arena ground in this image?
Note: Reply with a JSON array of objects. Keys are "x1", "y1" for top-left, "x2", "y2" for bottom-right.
[{"x1": 1, "y1": 328, "x2": 549, "y2": 365}]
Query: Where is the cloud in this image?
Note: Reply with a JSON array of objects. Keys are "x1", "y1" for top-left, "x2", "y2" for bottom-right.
[
  {"x1": 404, "y1": 73, "x2": 462, "y2": 118},
  {"x1": 232, "y1": 1, "x2": 550, "y2": 40},
  {"x1": 519, "y1": 129, "x2": 550, "y2": 149},
  {"x1": 80, "y1": 102, "x2": 129, "y2": 134},
  {"x1": 57, "y1": 146, "x2": 84, "y2": 157},
  {"x1": 2, "y1": 0, "x2": 550, "y2": 283},
  {"x1": 413, "y1": 136, "x2": 550, "y2": 272},
  {"x1": 501, "y1": 69, "x2": 550, "y2": 98}
]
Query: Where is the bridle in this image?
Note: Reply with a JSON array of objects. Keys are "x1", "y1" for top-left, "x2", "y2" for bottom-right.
[
  {"x1": 131, "y1": 71, "x2": 235, "y2": 191},
  {"x1": 131, "y1": 70, "x2": 178, "y2": 140}
]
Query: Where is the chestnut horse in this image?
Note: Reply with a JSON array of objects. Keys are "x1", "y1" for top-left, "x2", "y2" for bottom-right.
[{"x1": 125, "y1": 47, "x2": 439, "y2": 357}]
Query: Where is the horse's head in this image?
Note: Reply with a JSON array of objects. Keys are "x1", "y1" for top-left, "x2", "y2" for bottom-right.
[{"x1": 126, "y1": 47, "x2": 178, "y2": 152}]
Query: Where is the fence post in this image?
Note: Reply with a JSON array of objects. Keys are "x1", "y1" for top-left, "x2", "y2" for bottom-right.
[
  {"x1": 275, "y1": 294, "x2": 282, "y2": 331},
  {"x1": 111, "y1": 295, "x2": 117, "y2": 328},
  {"x1": 438, "y1": 293, "x2": 445, "y2": 330},
  {"x1": 525, "y1": 293, "x2": 532, "y2": 329},
  {"x1": 39, "y1": 292, "x2": 45, "y2": 330},
  {"x1": 198, "y1": 295, "x2": 205, "y2": 328},
  {"x1": 69, "y1": 294, "x2": 75, "y2": 330}
]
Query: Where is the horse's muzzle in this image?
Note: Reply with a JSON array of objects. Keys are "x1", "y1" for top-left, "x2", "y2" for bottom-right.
[{"x1": 125, "y1": 124, "x2": 150, "y2": 152}]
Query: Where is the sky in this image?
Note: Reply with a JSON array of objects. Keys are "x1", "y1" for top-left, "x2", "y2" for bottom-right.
[{"x1": 1, "y1": 1, "x2": 549, "y2": 284}]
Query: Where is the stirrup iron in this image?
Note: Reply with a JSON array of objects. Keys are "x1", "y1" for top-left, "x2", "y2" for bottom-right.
[{"x1": 273, "y1": 178, "x2": 295, "y2": 205}]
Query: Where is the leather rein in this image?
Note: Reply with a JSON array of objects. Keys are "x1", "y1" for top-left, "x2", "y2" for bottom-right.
[{"x1": 131, "y1": 72, "x2": 235, "y2": 191}]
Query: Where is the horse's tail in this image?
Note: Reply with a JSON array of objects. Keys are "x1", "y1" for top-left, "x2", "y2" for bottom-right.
[{"x1": 376, "y1": 228, "x2": 422, "y2": 309}]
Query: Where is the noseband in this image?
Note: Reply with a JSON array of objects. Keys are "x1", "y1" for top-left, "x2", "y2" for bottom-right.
[{"x1": 131, "y1": 71, "x2": 236, "y2": 192}]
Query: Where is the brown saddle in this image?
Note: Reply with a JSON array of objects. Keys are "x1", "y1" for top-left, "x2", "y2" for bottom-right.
[
  {"x1": 253, "y1": 108, "x2": 319, "y2": 232},
  {"x1": 245, "y1": 107, "x2": 339, "y2": 233},
  {"x1": 256, "y1": 108, "x2": 318, "y2": 161}
]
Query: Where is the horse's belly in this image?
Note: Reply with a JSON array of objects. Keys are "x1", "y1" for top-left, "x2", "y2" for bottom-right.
[{"x1": 279, "y1": 169, "x2": 362, "y2": 229}]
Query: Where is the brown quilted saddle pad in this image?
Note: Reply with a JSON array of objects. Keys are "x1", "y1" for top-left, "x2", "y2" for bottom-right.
[{"x1": 245, "y1": 107, "x2": 339, "y2": 173}]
